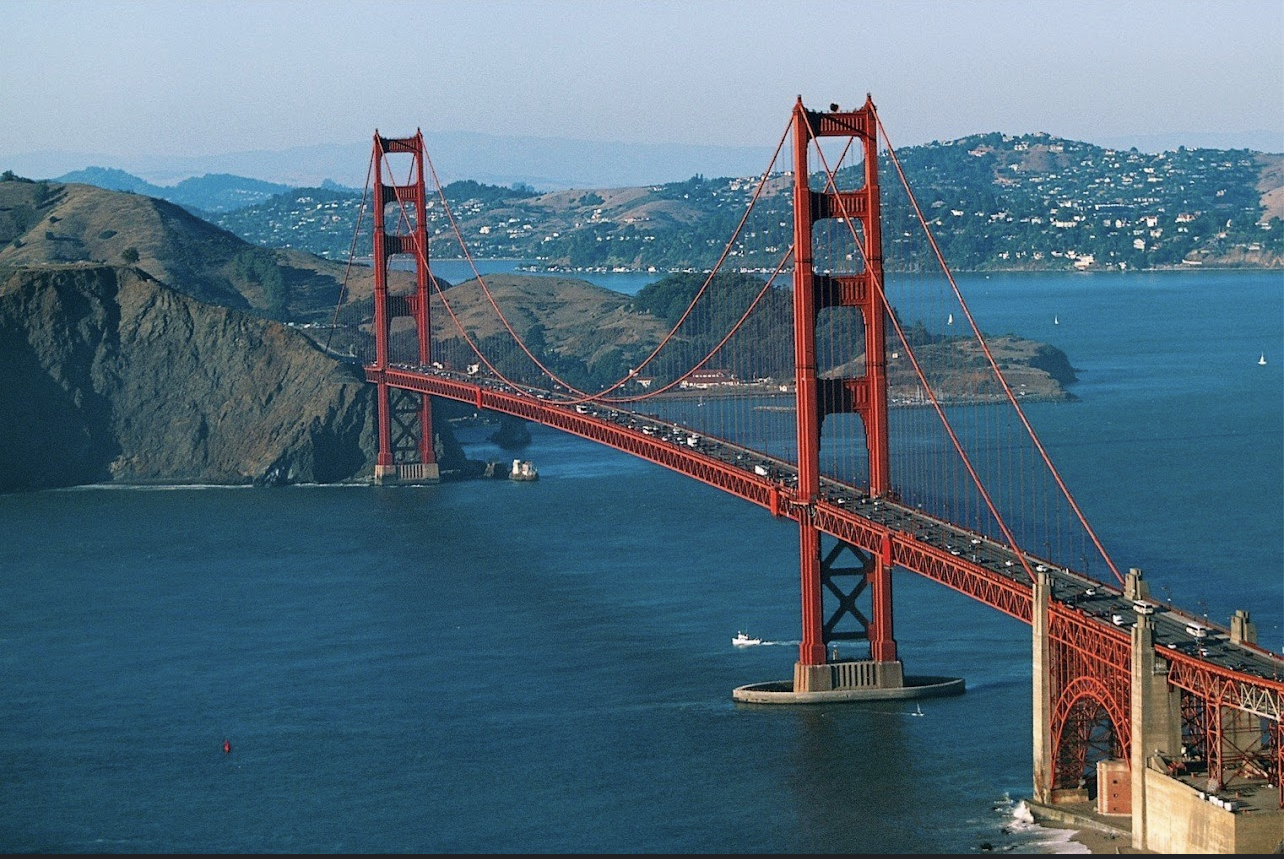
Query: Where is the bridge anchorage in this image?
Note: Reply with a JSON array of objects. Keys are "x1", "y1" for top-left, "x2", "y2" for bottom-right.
[{"x1": 355, "y1": 96, "x2": 1284, "y2": 852}]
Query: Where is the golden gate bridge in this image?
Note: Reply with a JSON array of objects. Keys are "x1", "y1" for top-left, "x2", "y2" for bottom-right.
[{"x1": 327, "y1": 96, "x2": 1283, "y2": 852}]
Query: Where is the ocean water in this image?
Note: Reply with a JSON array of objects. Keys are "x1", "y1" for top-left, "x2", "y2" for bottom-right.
[{"x1": 0, "y1": 270, "x2": 1279, "y2": 853}]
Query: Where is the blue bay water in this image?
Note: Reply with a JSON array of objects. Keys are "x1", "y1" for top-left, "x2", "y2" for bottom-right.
[{"x1": 0, "y1": 269, "x2": 1280, "y2": 853}]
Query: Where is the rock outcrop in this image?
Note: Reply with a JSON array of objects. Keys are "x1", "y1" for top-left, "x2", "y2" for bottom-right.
[
  {"x1": 0, "y1": 176, "x2": 517, "y2": 493},
  {"x1": 0, "y1": 264, "x2": 381, "y2": 491}
]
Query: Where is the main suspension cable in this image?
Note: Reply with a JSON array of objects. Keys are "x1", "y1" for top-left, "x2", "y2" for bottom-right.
[{"x1": 875, "y1": 114, "x2": 1122, "y2": 585}]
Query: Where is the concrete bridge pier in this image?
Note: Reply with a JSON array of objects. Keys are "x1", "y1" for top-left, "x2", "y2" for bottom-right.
[
  {"x1": 1032, "y1": 567, "x2": 1054, "y2": 804},
  {"x1": 1031, "y1": 567, "x2": 1283, "y2": 853},
  {"x1": 734, "y1": 653, "x2": 964, "y2": 704},
  {"x1": 1129, "y1": 601, "x2": 1183, "y2": 850},
  {"x1": 373, "y1": 461, "x2": 440, "y2": 485},
  {"x1": 791, "y1": 657, "x2": 904, "y2": 694}
]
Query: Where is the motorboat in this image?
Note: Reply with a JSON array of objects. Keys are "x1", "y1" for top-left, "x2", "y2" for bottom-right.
[{"x1": 732, "y1": 631, "x2": 762, "y2": 647}]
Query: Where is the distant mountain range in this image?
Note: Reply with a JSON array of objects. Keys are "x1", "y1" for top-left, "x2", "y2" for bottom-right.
[
  {"x1": 205, "y1": 132, "x2": 1284, "y2": 273},
  {"x1": 6, "y1": 131, "x2": 780, "y2": 194},
  {"x1": 7, "y1": 127, "x2": 1279, "y2": 196},
  {"x1": 52, "y1": 166, "x2": 354, "y2": 213}
]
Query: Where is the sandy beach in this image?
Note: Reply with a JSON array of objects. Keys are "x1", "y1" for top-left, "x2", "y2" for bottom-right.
[
  {"x1": 1066, "y1": 824, "x2": 1141, "y2": 854},
  {"x1": 1018, "y1": 799, "x2": 1146, "y2": 854}
]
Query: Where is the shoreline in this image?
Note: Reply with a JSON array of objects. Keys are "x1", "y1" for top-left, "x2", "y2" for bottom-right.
[
  {"x1": 501, "y1": 262, "x2": 1282, "y2": 276},
  {"x1": 1050, "y1": 822, "x2": 1143, "y2": 855},
  {"x1": 1021, "y1": 800, "x2": 1148, "y2": 854},
  {"x1": 1062, "y1": 824, "x2": 1133, "y2": 854}
]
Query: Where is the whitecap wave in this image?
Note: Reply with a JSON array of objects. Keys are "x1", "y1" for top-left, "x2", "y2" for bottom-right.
[{"x1": 1002, "y1": 799, "x2": 1091, "y2": 854}]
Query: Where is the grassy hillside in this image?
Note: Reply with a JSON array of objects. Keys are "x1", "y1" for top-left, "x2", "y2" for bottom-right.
[{"x1": 0, "y1": 176, "x2": 398, "y2": 324}]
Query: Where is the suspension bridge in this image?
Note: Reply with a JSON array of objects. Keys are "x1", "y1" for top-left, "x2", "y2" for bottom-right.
[{"x1": 329, "y1": 96, "x2": 1283, "y2": 853}]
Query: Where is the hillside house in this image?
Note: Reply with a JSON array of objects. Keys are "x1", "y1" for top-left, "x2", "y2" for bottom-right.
[{"x1": 681, "y1": 369, "x2": 737, "y2": 389}]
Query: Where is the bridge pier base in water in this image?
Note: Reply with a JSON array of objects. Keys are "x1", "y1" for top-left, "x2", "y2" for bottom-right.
[
  {"x1": 731, "y1": 658, "x2": 964, "y2": 704},
  {"x1": 373, "y1": 462, "x2": 441, "y2": 485},
  {"x1": 794, "y1": 657, "x2": 904, "y2": 693}
]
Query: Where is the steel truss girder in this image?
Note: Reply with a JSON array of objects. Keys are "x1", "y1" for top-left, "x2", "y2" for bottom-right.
[
  {"x1": 388, "y1": 387, "x2": 428, "y2": 463},
  {"x1": 1168, "y1": 655, "x2": 1284, "y2": 806},
  {"x1": 813, "y1": 501, "x2": 1034, "y2": 622},
  {"x1": 1181, "y1": 693, "x2": 1209, "y2": 765},
  {"x1": 373, "y1": 369, "x2": 1043, "y2": 619},
  {"x1": 820, "y1": 540, "x2": 875, "y2": 646},
  {"x1": 1167, "y1": 656, "x2": 1284, "y2": 721}
]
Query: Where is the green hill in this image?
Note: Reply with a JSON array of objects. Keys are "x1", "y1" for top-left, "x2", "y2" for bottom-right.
[{"x1": 0, "y1": 175, "x2": 393, "y2": 323}]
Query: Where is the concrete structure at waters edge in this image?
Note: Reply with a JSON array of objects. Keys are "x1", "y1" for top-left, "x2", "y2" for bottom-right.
[
  {"x1": 1133, "y1": 765, "x2": 1284, "y2": 854},
  {"x1": 374, "y1": 461, "x2": 440, "y2": 484},
  {"x1": 731, "y1": 666, "x2": 964, "y2": 704},
  {"x1": 1029, "y1": 568, "x2": 1284, "y2": 854}
]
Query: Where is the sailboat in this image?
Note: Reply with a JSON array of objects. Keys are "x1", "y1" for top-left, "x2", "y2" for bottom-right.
[
  {"x1": 947, "y1": 313, "x2": 954, "y2": 325},
  {"x1": 911, "y1": 704, "x2": 924, "y2": 717},
  {"x1": 1054, "y1": 315, "x2": 1059, "y2": 325},
  {"x1": 1259, "y1": 353, "x2": 1267, "y2": 366}
]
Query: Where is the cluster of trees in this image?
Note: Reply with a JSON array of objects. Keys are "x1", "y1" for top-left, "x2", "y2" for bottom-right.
[{"x1": 230, "y1": 247, "x2": 289, "y2": 317}]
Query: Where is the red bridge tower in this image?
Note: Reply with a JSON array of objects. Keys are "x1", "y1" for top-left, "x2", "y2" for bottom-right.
[
  {"x1": 370, "y1": 132, "x2": 439, "y2": 484},
  {"x1": 790, "y1": 97, "x2": 904, "y2": 695}
]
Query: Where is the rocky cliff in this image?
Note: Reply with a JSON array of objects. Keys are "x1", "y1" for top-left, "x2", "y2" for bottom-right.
[
  {"x1": 0, "y1": 264, "x2": 383, "y2": 492},
  {"x1": 0, "y1": 173, "x2": 493, "y2": 493}
]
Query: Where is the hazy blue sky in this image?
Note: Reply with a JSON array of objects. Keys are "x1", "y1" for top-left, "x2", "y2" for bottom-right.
[{"x1": 4, "y1": 0, "x2": 1282, "y2": 165}]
